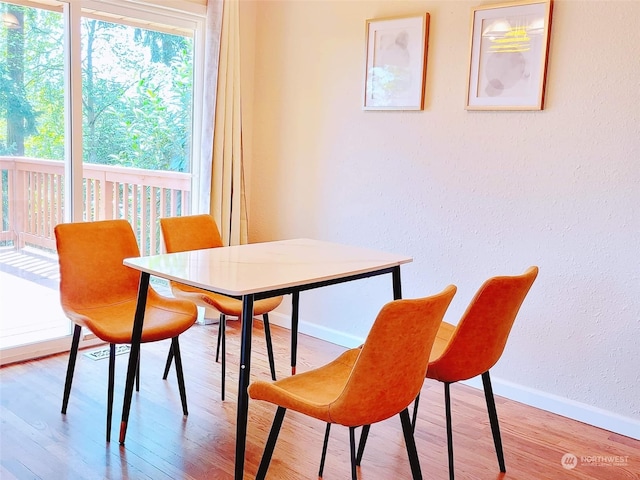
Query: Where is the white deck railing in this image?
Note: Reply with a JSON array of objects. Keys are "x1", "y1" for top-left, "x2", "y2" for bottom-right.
[{"x1": 0, "y1": 156, "x2": 192, "y2": 256}]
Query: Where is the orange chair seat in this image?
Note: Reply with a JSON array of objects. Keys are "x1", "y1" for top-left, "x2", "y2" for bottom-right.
[
  {"x1": 249, "y1": 348, "x2": 360, "y2": 424},
  {"x1": 62, "y1": 288, "x2": 196, "y2": 344},
  {"x1": 429, "y1": 321, "x2": 456, "y2": 362},
  {"x1": 170, "y1": 282, "x2": 283, "y2": 316}
]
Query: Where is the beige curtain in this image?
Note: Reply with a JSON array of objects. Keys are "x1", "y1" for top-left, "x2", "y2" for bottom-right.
[{"x1": 201, "y1": 0, "x2": 247, "y2": 246}]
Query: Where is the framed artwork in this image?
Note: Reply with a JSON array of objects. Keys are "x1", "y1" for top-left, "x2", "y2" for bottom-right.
[
  {"x1": 363, "y1": 13, "x2": 430, "y2": 110},
  {"x1": 466, "y1": 0, "x2": 553, "y2": 110}
]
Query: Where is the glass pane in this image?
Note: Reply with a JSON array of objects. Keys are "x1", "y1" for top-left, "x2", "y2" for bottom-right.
[
  {"x1": 0, "y1": 1, "x2": 69, "y2": 349},
  {"x1": 81, "y1": 16, "x2": 194, "y2": 255}
]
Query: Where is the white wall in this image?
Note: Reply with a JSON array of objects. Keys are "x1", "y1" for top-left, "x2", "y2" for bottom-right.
[{"x1": 240, "y1": 0, "x2": 640, "y2": 438}]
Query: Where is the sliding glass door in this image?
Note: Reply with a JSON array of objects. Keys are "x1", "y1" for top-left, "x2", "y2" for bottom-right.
[
  {"x1": 0, "y1": 0, "x2": 204, "y2": 364},
  {"x1": 0, "y1": 1, "x2": 70, "y2": 361}
]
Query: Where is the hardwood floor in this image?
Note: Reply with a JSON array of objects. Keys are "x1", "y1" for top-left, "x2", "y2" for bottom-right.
[{"x1": 1, "y1": 319, "x2": 638, "y2": 479}]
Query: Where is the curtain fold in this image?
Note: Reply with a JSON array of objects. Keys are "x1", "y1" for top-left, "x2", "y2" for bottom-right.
[
  {"x1": 199, "y1": 0, "x2": 223, "y2": 218},
  {"x1": 207, "y1": 0, "x2": 247, "y2": 246}
]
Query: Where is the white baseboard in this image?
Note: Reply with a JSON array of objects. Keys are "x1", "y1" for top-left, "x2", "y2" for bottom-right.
[
  {"x1": 268, "y1": 311, "x2": 640, "y2": 441},
  {"x1": 268, "y1": 311, "x2": 365, "y2": 348},
  {"x1": 0, "y1": 334, "x2": 104, "y2": 366},
  {"x1": 462, "y1": 376, "x2": 640, "y2": 441}
]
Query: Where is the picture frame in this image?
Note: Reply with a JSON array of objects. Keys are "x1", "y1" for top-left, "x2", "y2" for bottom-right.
[
  {"x1": 363, "y1": 13, "x2": 430, "y2": 111},
  {"x1": 466, "y1": 0, "x2": 553, "y2": 110}
]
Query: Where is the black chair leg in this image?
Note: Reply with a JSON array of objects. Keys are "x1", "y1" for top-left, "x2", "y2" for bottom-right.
[
  {"x1": 482, "y1": 371, "x2": 506, "y2": 472},
  {"x1": 355, "y1": 424, "x2": 370, "y2": 465},
  {"x1": 220, "y1": 314, "x2": 226, "y2": 401},
  {"x1": 412, "y1": 393, "x2": 421, "y2": 432},
  {"x1": 319, "y1": 423, "x2": 331, "y2": 477},
  {"x1": 106, "y1": 343, "x2": 116, "y2": 442},
  {"x1": 215, "y1": 313, "x2": 225, "y2": 362},
  {"x1": 163, "y1": 343, "x2": 174, "y2": 379},
  {"x1": 444, "y1": 382, "x2": 454, "y2": 480},
  {"x1": 400, "y1": 408, "x2": 423, "y2": 480},
  {"x1": 256, "y1": 407, "x2": 287, "y2": 480},
  {"x1": 349, "y1": 426, "x2": 358, "y2": 480},
  {"x1": 171, "y1": 337, "x2": 188, "y2": 416},
  {"x1": 263, "y1": 313, "x2": 277, "y2": 381},
  {"x1": 61, "y1": 324, "x2": 82, "y2": 414}
]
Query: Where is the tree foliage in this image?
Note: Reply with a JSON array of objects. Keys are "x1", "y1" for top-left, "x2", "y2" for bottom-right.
[{"x1": 0, "y1": 3, "x2": 193, "y2": 172}]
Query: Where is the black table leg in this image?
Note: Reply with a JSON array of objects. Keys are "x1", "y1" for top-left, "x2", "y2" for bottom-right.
[
  {"x1": 119, "y1": 271, "x2": 150, "y2": 444},
  {"x1": 291, "y1": 291, "x2": 299, "y2": 375},
  {"x1": 235, "y1": 293, "x2": 254, "y2": 480},
  {"x1": 392, "y1": 266, "x2": 402, "y2": 300}
]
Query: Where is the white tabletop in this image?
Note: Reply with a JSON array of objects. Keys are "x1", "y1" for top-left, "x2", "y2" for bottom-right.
[{"x1": 124, "y1": 238, "x2": 412, "y2": 296}]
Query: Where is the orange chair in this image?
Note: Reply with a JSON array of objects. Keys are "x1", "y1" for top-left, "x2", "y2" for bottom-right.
[
  {"x1": 55, "y1": 219, "x2": 197, "y2": 441},
  {"x1": 248, "y1": 285, "x2": 457, "y2": 480},
  {"x1": 355, "y1": 266, "x2": 539, "y2": 479},
  {"x1": 159, "y1": 214, "x2": 283, "y2": 400},
  {"x1": 426, "y1": 266, "x2": 538, "y2": 479}
]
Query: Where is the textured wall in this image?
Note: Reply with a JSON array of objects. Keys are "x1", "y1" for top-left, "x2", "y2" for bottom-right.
[{"x1": 241, "y1": 0, "x2": 640, "y2": 427}]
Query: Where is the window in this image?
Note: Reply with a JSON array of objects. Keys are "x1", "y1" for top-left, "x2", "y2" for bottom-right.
[{"x1": 0, "y1": 0, "x2": 205, "y2": 362}]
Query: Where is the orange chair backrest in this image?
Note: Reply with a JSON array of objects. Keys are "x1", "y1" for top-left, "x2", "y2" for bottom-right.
[
  {"x1": 427, "y1": 266, "x2": 539, "y2": 383},
  {"x1": 329, "y1": 285, "x2": 457, "y2": 427},
  {"x1": 160, "y1": 214, "x2": 224, "y2": 253},
  {"x1": 54, "y1": 219, "x2": 141, "y2": 310}
]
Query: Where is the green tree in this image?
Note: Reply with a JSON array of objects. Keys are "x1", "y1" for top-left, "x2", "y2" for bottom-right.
[
  {"x1": 106, "y1": 41, "x2": 193, "y2": 172},
  {"x1": 1, "y1": 3, "x2": 193, "y2": 172},
  {"x1": 1, "y1": 5, "x2": 38, "y2": 155}
]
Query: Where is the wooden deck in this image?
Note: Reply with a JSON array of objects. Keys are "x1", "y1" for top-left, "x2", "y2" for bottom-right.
[
  {"x1": 0, "y1": 245, "x2": 60, "y2": 288},
  {"x1": 0, "y1": 246, "x2": 68, "y2": 349}
]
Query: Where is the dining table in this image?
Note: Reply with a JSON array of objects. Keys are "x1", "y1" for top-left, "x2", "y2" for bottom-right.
[{"x1": 119, "y1": 237, "x2": 412, "y2": 479}]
